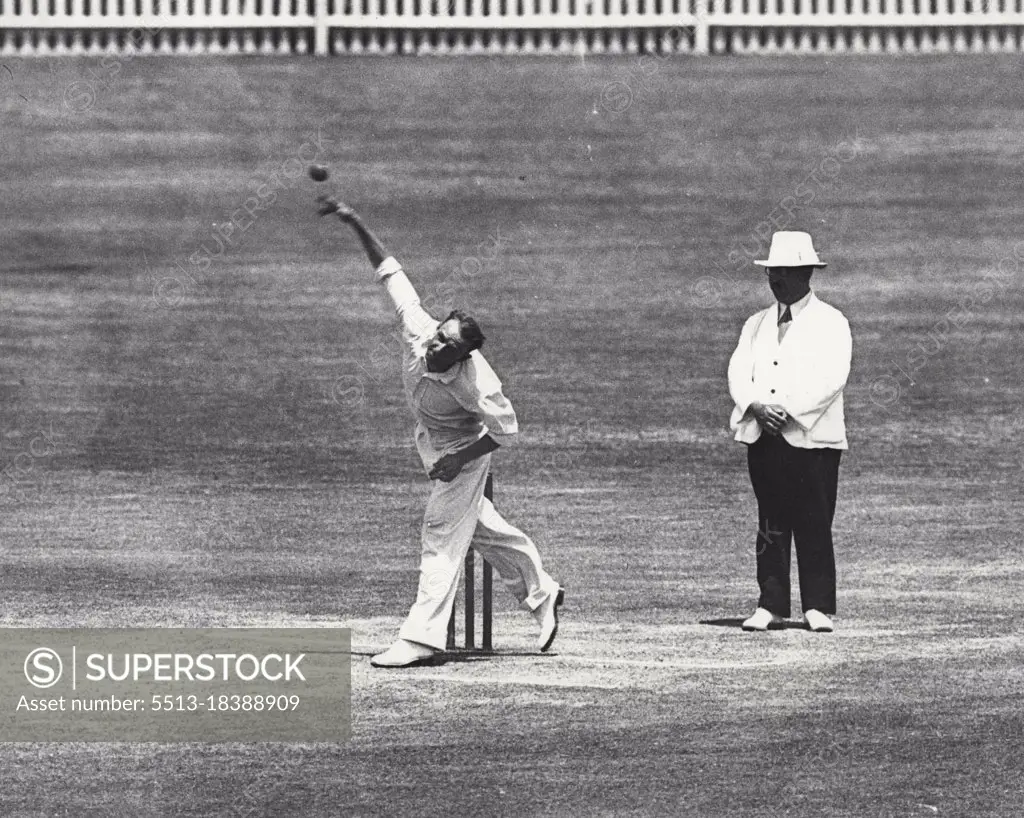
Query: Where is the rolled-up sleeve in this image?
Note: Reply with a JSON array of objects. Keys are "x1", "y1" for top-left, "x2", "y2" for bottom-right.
[
  {"x1": 476, "y1": 390, "x2": 519, "y2": 446},
  {"x1": 376, "y1": 256, "x2": 437, "y2": 342},
  {"x1": 451, "y1": 354, "x2": 519, "y2": 447}
]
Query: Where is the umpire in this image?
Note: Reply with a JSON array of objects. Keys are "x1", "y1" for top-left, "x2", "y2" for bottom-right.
[{"x1": 727, "y1": 231, "x2": 852, "y2": 633}]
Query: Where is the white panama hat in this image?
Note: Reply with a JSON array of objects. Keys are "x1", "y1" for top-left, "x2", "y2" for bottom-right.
[{"x1": 754, "y1": 231, "x2": 828, "y2": 268}]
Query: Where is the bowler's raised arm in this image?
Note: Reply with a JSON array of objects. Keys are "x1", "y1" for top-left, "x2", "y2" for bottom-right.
[
  {"x1": 319, "y1": 197, "x2": 435, "y2": 339},
  {"x1": 318, "y1": 196, "x2": 387, "y2": 268}
]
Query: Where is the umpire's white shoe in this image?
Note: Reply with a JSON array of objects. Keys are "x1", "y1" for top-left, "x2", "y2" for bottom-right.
[
  {"x1": 370, "y1": 639, "x2": 437, "y2": 668},
  {"x1": 536, "y1": 587, "x2": 565, "y2": 652},
  {"x1": 804, "y1": 610, "x2": 834, "y2": 633},
  {"x1": 741, "y1": 607, "x2": 784, "y2": 632}
]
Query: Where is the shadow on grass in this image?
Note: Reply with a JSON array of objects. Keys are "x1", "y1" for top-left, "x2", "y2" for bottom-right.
[
  {"x1": 351, "y1": 649, "x2": 544, "y2": 666},
  {"x1": 700, "y1": 617, "x2": 808, "y2": 631}
]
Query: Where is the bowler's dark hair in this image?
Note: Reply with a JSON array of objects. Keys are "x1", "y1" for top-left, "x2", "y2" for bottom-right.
[{"x1": 446, "y1": 309, "x2": 485, "y2": 353}]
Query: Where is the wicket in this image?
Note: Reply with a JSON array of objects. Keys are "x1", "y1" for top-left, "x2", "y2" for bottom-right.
[{"x1": 446, "y1": 473, "x2": 494, "y2": 651}]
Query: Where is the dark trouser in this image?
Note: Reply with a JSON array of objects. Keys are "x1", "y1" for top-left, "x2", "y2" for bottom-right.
[{"x1": 747, "y1": 434, "x2": 842, "y2": 617}]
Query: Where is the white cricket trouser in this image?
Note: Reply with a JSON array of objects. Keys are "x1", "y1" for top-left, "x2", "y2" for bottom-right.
[{"x1": 398, "y1": 439, "x2": 558, "y2": 650}]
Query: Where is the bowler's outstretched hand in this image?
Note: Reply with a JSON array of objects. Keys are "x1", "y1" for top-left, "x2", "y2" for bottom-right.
[{"x1": 317, "y1": 195, "x2": 356, "y2": 222}]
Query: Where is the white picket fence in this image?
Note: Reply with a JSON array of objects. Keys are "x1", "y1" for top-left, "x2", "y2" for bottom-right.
[{"x1": 1, "y1": 0, "x2": 1022, "y2": 55}]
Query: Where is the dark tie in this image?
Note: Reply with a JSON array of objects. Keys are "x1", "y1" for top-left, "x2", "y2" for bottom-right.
[{"x1": 778, "y1": 305, "x2": 792, "y2": 342}]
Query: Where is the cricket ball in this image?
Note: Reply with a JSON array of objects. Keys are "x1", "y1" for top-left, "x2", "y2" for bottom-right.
[{"x1": 308, "y1": 164, "x2": 329, "y2": 182}]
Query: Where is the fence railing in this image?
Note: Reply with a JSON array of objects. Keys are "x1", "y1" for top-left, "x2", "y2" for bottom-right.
[{"x1": 1, "y1": 0, "x2": 1022, "y2": 55}]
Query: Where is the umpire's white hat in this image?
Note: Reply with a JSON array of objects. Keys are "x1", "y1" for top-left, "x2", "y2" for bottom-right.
[{"x1": 754, "y1": 231, "x2": 828, "y2": 268}]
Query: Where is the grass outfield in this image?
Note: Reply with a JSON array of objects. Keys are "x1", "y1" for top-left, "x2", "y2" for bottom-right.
[{"x1": 1, "y1": 55, "x2": 1023, "y2": 816}]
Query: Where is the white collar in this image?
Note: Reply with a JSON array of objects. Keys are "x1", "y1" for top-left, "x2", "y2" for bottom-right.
[{"x1": 778, "y1": 290, "x2": 814, "y2": 322}]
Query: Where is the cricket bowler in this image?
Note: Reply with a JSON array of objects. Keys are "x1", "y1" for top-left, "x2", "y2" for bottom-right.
[{"x1": 318, "y1": 196, "x2": 564, "y2": 668}]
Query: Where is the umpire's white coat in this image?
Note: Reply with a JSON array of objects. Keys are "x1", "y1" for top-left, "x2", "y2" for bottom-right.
[{"x1": 728, "y1": 292, "x2": 852, "y2": 450}]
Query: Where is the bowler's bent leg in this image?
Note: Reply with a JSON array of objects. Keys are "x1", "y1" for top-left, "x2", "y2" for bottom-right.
[
  {"x1": 471, "y1": 498, "x2": 562, "y2": 649},
  {"x1": 470, "y1": 498, "x2": 560, "y2": 612}
]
